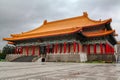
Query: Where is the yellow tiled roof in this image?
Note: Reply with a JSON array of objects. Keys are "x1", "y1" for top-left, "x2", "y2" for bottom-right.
[{"x1": 3, "y1": 12, "x2": 112, "y2": 41}]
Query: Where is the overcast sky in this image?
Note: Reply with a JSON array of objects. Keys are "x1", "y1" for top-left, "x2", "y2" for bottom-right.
[{"x1": 0, "y1": 0, "x2": 120, "y2": 50}]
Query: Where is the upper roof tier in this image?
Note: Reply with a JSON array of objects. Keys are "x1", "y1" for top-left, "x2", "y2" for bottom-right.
[{"x1": 3, "y1": 12, "x2": 112, "y2": 41}]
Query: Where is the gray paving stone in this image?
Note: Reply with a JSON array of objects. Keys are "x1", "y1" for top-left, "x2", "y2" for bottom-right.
[{"x1": 0, "y1": 62, "x2": 120, "y2": 80}]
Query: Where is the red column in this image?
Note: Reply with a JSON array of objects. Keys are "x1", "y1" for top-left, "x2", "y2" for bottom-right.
[
  {"x1": 108, "y1": 44, "x2": 110, "y2": 54},
  {"x1": 17, "y1": 47, "x2": 19, "y2": 54},
  {"x1": 46, "y1": 46, "x2": 48, "y2": 53},
  {"x1": 64, "y1": 42, "x2": 66, "y2": 53},
  {"x1": 105, "y1": 43, "x2": 109, "y2": 54},
  {"x1": 18, "y1": 48, "x2": 21, "y2": 54},
  {"x1": 57, "y1": 44, "x2": 58, "y2": 53},
  {"x1": 73, "y1": 41, "x2": 76, "y2": 53},
  {"x1": 55, "y1": 43, "x2": 58, "y2": 53},
  {"x1": 87, "y1": 44, "x2": 90, "y2": 55},
  {"x1": 32, "y1": 46, "x2": 35, "y2": 56},
  {"x1": 94, "y1": 44, "x2": 96, "y2": 54},
  {"x1": 79, "y1": 44, "x2": 81, "y2": 52},
  {"x1": 52, "y1": 44, "x2": 54, "y2": 53},
  {"x1": 26, "y1": 46, "x2": 29, "y2": 56},
  {"x1": 47, "y1": 44, "x2": 50, "y2": 54},
  {"x1": 100, "y1": 43, "x2": 103, "y2": 54},
  {"x1": 16, "y1": 47, "x2": 18, "y2": 54},
  {"x1": 109, "y1": 45, "x2": 112, "y2": 54},
  {"x1": 15, "y1": 47, "x2": 17, "y2": 54},
  {"x1": 77, "y1": 43, "x2": 80, "y2": 53},
  {"x1": 109, "y1": 46, "x2": 111, "y2": 54},
  {"x1": 20, "y1": 47, "x2": 23, "y2": 54},
  {"x1": 108, "y1": 45, "x2": 112, "y2": 54},
  {"x1": 60, "y1": 44, "x2": 62, "y2": 53},
  {"x1": 82, "y1": 45, "x2": 85, "y2": 52},
  {"x1": 68, "y1": 43, "x2": 70, "y2": 53},
  {"x1": 108, "y1": 44, "x2": 111, "y2": 54},
  {"x1": 111, "y1": 47, "x2": 114, "y2": 55},
  {"x1": 38, "y1": 46, "x2": 40, "y2": 56}
]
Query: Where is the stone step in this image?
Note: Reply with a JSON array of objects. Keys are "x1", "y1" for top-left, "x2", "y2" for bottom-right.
[{"x1": 11, "y1": 56, "x2": 38, "y2": 62}]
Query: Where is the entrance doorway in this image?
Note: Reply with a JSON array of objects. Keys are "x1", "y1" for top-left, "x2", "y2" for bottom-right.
[{"x1": 40, "y1": 46, "x2": 46, "y2": 58}]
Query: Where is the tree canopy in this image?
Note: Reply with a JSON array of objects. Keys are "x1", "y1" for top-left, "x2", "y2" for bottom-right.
[{"x1": 2, "y1": 44, "x2": 15, "y2": 54}]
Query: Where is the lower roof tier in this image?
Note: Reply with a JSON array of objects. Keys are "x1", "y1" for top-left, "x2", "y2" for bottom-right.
[
  {"x1": 3, "y1": 29, "x2": 115, "y2": 41},
  {"x1": 82, "y1": 30, "x2": 115, "y2": 38}
]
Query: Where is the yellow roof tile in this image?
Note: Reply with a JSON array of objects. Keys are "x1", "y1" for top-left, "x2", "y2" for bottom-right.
[{"x1": 3, "y1": 12, "x2": 112, "y2": 41}]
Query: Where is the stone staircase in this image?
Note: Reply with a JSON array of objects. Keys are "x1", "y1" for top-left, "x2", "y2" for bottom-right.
[
  {"x1": 6, "y1": 54, "x2": 25, "y2": 61},
  {"x1": 11, "y1": 56, "x2": 38, "y2": 62}
]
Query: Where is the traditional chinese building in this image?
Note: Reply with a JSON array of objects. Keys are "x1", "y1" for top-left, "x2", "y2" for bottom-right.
[{"x1": 3, "y1": 12, "x2": 117, "y2": 62}]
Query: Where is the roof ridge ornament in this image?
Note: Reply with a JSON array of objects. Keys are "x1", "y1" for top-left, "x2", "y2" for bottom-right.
[
  {"x1": 43, "y1": 20, "x2": 47, "y2": 25},
  {"x1": 83, "y1": 12, "x2": 88, "y2": 17}
]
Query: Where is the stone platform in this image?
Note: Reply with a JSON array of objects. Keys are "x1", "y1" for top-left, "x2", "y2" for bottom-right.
[{"x1": 46, "y1": 53, "x2": 87, "y2": 62}]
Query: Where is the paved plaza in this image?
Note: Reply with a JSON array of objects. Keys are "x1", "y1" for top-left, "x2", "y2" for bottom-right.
[{"x1": 0, "y1": 62, "x2": 120, "y2": 80}]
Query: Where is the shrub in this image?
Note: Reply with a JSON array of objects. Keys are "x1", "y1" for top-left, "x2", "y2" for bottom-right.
[{"x1": 0, "y1": 53, "x2": 6, "y2": 59}]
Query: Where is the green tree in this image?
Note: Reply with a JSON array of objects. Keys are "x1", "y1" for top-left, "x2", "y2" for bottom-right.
[{"x1": 2, "y1": 44, "x2": 15, "y2": 54}]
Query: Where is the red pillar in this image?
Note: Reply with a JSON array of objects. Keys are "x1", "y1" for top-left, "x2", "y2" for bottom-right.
[
  {"x1": 17, "y1": 47, "x2": 19, "y2": 54},
  {"x1": 79, "y1": 44, "x2": 81, "y2": 52},
  {"x1": 68, "y1": 43, "x2": 70, "y2": 53},
  {"x1": 73, "y1": 41, "x2": 76, "y2": 53},
  {"x1": 32, "y1": 46, "x2": 35, "y2": 56},
  {"x1": 77, "y1": 43, "x2": 80, "y2": 53},
  {"x1": 20, "y1": 47, "x2": 23, "y2": 54},
  {"x1": 64, "y1": 42, "x2": 66, "y2": 53},
  {"x1": 57, "y1": 44, "x2": 58, "y2": 53},
  {"x1": 26, "y1": 46, "x2": 29, "y2": 56},
  {"x1": 87, "y1": 44, "x2": 90, "y2": 55},
  {"x1": 15, "y1": 47, "x2": 17, "y2": 54},
  {"x1": 108, "y1": 44, "x2": 111, "y2": 54},
  {"x1": 111, "y1": 47, "x2": 114, "y2": 55},
  {"x1": 105, "y1": 43, "x2": 109, "y2": 54},
  {"x1": 94, "y1": 44, "x2": 96, "y2": 54},
  {"x1": 60, "y1": 44, "x2": 62, "y2": 53},
  {"x1": 46, "y1": 46, "x2": 47, "y2": 54},
  {"x1": 47, "y1": 44, "x2": 50, "y2": 54},
  {"x1": 38, "y1": 46, "x2": 40, "y2": 56},
  {"x1": 108, "y1": 45, "x2": 112, "y2": 54},
  {"x1": 100, "y1": 43, "x2": 103, "y2": 54},
  {"x1": 109, "y1": 46, "x2": 111, "y2": 54},
  {"x1": 110, "y1": 46, "x2": 112, "y2": 54},
  {"x1": 55, "y1": 43, "x2": 58, "y2": 53},
  {"x1": 16, "y1": 47, "x2": 18, "y2": 54},
  {"x1": 52, "y1": 44, "x2": 54, "y2": 53},
  {"x1": 82, "y1": 45, "x2": 85, "y2": 52},
  {"x1": 108, "y1": 44, "x2": 110, "y2": 54},
  {"x1": 18, "y1": 47, "x2": 20, "y2": 54}
]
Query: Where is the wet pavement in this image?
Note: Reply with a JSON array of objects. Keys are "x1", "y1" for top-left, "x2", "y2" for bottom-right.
[{"x1": 0, "y1": 62, "x2": 120, "y2": 80}]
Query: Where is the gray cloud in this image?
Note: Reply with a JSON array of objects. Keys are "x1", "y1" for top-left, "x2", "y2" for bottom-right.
[{"x1": 0, "y1": 0, "x2": 120, "y2": 50}]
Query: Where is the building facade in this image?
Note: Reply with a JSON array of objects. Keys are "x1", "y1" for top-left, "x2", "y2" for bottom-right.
[{"x1": 3, "y1": 12, "x2": 117, "y2": 62}]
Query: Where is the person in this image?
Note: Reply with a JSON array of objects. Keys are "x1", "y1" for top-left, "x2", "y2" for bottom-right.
[{"x1": 41, "y1": 57, "x2": 45, "y2": 65}]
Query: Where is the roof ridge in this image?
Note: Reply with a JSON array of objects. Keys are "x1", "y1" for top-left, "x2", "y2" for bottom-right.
[
  {"x1": 46, "y1": 15, "x2": 85, "y2": 25},
  {"x1": 45, "y1": 12, "x2": 89, "y2": 25}
]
